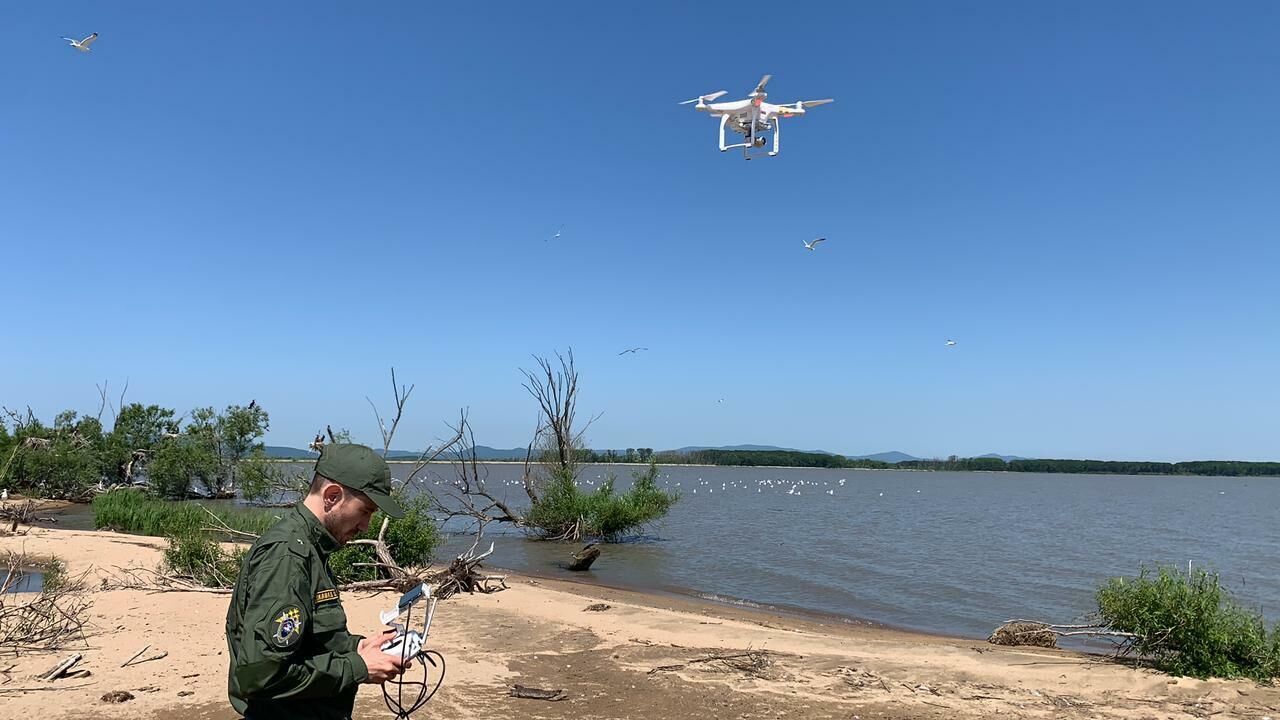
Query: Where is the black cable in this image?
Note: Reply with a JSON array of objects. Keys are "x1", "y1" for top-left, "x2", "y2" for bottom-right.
[{"x1": 380, "y1": 601, "x2": 445, "y2": 719}]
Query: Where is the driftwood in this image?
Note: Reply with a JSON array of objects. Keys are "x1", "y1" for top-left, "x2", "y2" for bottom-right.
[
  {"x1": 989, "y1": 619, "x2": 1141, "y2": 649},
  {"x1": 38, "y1": 653, "x2": 83, "y2": 681},
  {"x1": 566, "y1": 543, "x2": 600, "y2": 572},
  {"x1": 510, "y1": 684, "x2": 568, "y2": 701},
  {"x1": 989, "y1": 621, "x2": 1057, "y2": 648},
  {"x1": 0, "y1": 500, "x2": 56, "y2": 527},
  {"x1": 426, "y1": 536, "x2": 507, "y2": 599},
  {"x1": 583, "y1": 603, "x2": 611, "y2": 612}
]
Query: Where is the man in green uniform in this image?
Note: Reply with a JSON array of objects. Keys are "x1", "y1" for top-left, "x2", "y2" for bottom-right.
[{"x1": 226, "y1": 443, "x2": 411, "y2": 719}]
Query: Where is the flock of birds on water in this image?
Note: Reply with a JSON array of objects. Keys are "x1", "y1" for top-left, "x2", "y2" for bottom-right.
[{"x1": 414, "y1": 471, "x2": 935, "y2": 500}]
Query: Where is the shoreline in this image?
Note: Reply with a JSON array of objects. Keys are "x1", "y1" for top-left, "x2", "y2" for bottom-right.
[{"x1": 3, "y1": 525, "x2": 1278, "y2": 719}]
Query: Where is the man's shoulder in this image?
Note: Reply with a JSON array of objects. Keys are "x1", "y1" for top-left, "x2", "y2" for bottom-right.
[{"x1": 250, "y1": 511, "x2": 311, "y2": 561}]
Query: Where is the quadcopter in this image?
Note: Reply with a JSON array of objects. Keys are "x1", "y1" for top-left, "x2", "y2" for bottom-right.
[{"x1": 680, "y1": 74, "x2": 832, "y2": 159}]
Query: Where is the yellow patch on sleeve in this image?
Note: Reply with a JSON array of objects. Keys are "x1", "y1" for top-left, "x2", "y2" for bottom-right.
[{"x1": 315, "y1": 589, "x2": 340, "y2": 604}]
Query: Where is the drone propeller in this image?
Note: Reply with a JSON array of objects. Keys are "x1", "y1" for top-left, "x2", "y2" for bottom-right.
[
  {"x1": 751, "y1": 74, "x2": 773, "y2": 96},
  {"x1": 798, "y1": 98, "x2": 834, "y2": 108},
  {"x1": 678, "y1": 90, "x2": 728, "y2": 105}
]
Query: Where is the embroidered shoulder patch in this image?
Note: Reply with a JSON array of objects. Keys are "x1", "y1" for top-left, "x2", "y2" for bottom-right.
[
  {"x1": 315, "y1": 589, "x2": 340, "y2": 604},
  {"x1": 271, "y1": 606, "x2": 303, "y2": 648}
]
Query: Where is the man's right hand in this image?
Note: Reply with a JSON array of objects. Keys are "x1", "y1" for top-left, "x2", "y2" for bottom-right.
[{"x1": 359, "y1": 643, "x2": 410, "y2": 684}]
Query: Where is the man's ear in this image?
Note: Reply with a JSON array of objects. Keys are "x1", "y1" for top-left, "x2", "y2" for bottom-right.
[{"x1": 321, "y1": 482, "x2": 344, "y2": 507}]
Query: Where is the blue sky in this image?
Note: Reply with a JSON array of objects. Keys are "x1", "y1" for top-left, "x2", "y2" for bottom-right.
[{"x1": 2, "y1": 2, "x2": 1278, "y2": 461}]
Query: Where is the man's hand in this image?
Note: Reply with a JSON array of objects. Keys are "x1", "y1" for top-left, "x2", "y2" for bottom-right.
[
  {"x1": 358, "y1": 628, "x2": 399, "y2": 655},
  {"x1": 359, "y1": 639, "x2": 411, "y2": 684}
]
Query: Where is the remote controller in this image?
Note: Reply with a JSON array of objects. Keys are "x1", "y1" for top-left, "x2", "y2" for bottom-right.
[{"x1": 381, "y1": 629, "x2": 424, "y2": 658}]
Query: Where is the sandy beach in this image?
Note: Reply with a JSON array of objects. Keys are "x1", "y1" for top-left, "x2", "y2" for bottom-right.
[{"x1": 2, "y1": 523, "x2": 1278, "y2": 720}]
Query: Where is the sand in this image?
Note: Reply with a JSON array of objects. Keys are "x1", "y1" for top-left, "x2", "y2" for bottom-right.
[{"x1": 2, "y1": 523, "x2": 1278, "y2": 720}]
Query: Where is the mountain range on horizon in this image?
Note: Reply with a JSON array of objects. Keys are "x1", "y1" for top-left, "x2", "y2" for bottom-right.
[{"x1": 262, "y1": 444, "x2": 1027, "y2": 463}]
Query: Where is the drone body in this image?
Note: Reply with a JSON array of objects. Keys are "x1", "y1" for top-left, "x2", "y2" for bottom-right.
[{"x1": 680, "y1": 75, "x2": 832, "y2": 159}]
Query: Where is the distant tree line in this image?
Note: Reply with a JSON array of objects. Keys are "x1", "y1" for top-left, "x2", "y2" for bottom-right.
[
  {"x1": 574, "y1": 450, "x2": 1280, "y2": 477},
  {"x1": 896, "y1": 457, "x2": 1280, "y2": 477},
  {"x1": 651, "y1": 449, "x2": 892, "y2": 469}
]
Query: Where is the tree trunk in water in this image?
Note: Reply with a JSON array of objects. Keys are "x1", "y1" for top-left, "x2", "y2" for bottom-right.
[{"x1": 566, "y1": 544, "x2": 599, "y2": 571}]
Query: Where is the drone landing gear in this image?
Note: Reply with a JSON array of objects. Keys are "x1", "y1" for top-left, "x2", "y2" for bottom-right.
[
  {"x1": 767, "y1": 118, "x2": 781, "y2": 157},
  {"x1": 717, "y1": 114, "x2": 777, "y2": 159}
]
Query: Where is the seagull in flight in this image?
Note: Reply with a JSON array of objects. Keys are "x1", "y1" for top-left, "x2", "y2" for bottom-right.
[
  {"x1": 548, "y1": 224, "x2": 563, "y2": 241},
  {"x1": 61, "y1": 33, "x2": 98, "y2": 52},
  {"x1": 618, "y1": 347, "x2": 648, "y2": 356},
  {"x1": 803, "y1": 238, "x2": 826, "y2": 251},
  {"x1": 945, "y1": 339, "x2": 957, "y2": 347}
]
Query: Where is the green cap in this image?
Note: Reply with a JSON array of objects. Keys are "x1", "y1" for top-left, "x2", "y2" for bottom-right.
[{"x1": 314, "y1": 443, "x2": 403, "y2": 518}]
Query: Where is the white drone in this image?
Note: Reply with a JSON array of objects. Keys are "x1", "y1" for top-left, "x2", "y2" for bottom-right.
[{"x1": 680, "y1": 74, "x2": 832, "y2": 159}]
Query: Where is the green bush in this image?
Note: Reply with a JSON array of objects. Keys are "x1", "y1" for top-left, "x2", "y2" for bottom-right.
[
  {"x1": 163, "y1": 532, "x2": 247, "y2": 588},
  {"x1": 1097, "y1": 564, "x2": 1280, "y2": 680},
  {"x1": 329, "y1": 494, "x2": 441, "y2": 584},
  {"x1": 92, "y1": 490, "x2": 276, "y2": 537},
  {"x1": 525, "y1": 460, "x2": 678, "y2": 541}
]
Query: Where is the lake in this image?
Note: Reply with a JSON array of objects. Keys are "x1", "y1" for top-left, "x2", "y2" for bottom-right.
[
  {"x1": 62, "y1": 463, "x2": 1280, "y2": 641},
  {"x1": 397, "y1": 463, "x2": 1280, "y2": 641}
]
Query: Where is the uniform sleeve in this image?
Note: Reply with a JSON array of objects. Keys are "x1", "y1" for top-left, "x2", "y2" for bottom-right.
[{"x1": 232, "y1": 545, "x2": 370, "y2": 700}]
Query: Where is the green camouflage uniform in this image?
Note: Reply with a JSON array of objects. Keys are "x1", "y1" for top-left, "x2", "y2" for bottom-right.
[
  {"x1": 225, "y1": 504, "x2": 366, "y2": 718},
  {"x1": 225, "y1": 444, "x2": 403, "y2": 720}
]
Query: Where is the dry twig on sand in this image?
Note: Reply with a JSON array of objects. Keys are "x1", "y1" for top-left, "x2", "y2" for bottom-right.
[
  {"x1": 100, "y1": 566, "x2": 232, "y2": 595},
  {"x1": 0, "y1": 551, "x2": 92, "y2": 654},
  {"x1": 649, "y1": 649, "x2": 776, "y2": 678}
]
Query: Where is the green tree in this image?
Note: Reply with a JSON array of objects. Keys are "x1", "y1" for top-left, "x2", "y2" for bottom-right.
[
  {"x1": 148, "y1": 436, "x2": 221, "y2": 499},
  {"x1": 104, "y1": 403, "x2": 178, "y2": 485}
]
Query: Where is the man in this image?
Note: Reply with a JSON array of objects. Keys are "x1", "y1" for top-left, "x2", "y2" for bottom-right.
[{"x1": 226, "y1": 443, "x2": 410, "y2": 719}]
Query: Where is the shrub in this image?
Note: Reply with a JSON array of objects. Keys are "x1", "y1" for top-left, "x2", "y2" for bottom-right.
[
  {"x1": 163, "y1": 533, "x2": 246, "y2": 588},
  {"x1": 1097, "y1": 564, "x2": 1280, "y2": 680},
  {"x1": 525, "y1": 460, "x2": 678, "y2": 541},
  {"x1": 329, "y1": 494, "x2": 441, "y2": 584}
]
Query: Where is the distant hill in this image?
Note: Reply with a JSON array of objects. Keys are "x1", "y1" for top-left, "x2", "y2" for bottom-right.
[
  {"x1": 975, "y1": 453, "x2": 1027, "y2": 462},
  {"x1": 669, "y1": 445, "x2": 923, "y2": 464},
  {"x1": 264, "y1": 446, "x2": 317, "y2": 459},
  {"x1": 850, "y1": 451, "x2": 920, "y2": 464}
]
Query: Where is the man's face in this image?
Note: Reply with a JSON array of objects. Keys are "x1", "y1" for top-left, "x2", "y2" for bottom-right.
[{"x1": 321, "y1": 483, "x2": 379, "y2": 545}]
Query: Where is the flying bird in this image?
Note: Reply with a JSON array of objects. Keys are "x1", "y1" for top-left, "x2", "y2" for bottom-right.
[
  {"x1": 548, "y1": 224, "x2": 563, "y2": 241},
  {"x1": 803, "y1": 238, "x2": 826, "y2": 251},
  {"x1": 61, "y1": 33, "x2": 98, "y2": 52},
  {"x1": 618, "y1": 347, "x2": 648, "y2": 355},
  {"x1": 945, "y1": 339, "x2": 957, "y2": 347}
]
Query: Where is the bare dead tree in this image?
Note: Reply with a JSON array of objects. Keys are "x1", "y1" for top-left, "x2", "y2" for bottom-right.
[
  {"x1": 428, "y1": 412, "x2": 525, "y2": 527},
  {"x1": 519, "y1": 350, "x2": 583, "y2": 484},
  {"x1": 427, "y1": 350, "x2": 601, "y2": 537},
  {"x1": 367, "y1": 367, "x2": 413, "y2": 455}
]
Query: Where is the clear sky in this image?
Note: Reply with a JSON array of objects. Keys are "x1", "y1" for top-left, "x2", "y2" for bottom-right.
[{"x1": 3, "y1": 2, "x2": 1278, "y2": 462}]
